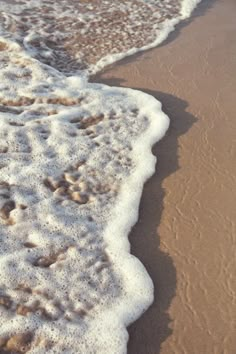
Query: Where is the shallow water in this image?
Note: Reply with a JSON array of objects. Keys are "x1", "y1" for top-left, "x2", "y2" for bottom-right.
[{"x1": 0, "y1": 0, "x2": 182, "y2": 73}]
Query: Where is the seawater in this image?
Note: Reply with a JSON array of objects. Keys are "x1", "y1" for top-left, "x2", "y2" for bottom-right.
[{"x1": 0, "y1": 1, "x2": 201, "y2": 353}]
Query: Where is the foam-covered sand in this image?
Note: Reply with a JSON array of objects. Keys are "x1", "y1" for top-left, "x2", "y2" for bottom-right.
[
  {"x1": 0, "y1": 0, "x2": 202, "y2": 353},
  {"x1": 0, "y1": 39, "x2": 169, "y2": 353},
  {"x1": 0, "y1": 0, "x2": 201, "y2": 74},
  {"x1": 95, "y1": 0, "x2": 236, "y2": 352}
]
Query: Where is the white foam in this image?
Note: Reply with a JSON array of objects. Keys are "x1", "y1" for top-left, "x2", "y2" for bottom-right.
[
  {"x1": 89, "y1": 0, "x2": 202, "y2": 74},
  {"x1": 0, "y1": 0, "x2": 202, "y2": 74},
  {"x1": 181, "y1": 0, "x2": 202, "y2": 18},
  {"x1": 0, "y1": 42, "x2": 169, "y2": 352},
  {"x1": 0, "y1": 0, "x2": 201, "y2": 352},
  {"x1": 89, "y1": 17, "x2": 179, "y2": 74}
]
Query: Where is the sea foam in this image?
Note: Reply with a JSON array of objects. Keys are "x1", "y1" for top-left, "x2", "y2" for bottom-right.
[
  {"x1": 0, "y1": 0, "x2": 201, "y2": 74},
  {"x1": 0, "y1": 0, "x2": 201, "y2": 352},
  {"x1": 0, "y1": 38, "x2": 168, "y2": 353}
]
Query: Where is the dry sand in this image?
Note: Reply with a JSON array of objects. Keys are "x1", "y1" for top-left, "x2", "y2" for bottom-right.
[{"x1": 93, "y1": 0, "x2": 236, "y2": 353}]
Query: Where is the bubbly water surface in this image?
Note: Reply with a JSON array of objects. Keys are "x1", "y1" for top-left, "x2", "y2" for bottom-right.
[{"x1": 0, "y1": 1, "x2": 200, "y2": 352}]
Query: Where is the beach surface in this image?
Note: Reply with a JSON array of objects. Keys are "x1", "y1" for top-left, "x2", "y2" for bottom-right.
[{"x1": 94, "y1": 0, "x2": 236, "y2": 353}]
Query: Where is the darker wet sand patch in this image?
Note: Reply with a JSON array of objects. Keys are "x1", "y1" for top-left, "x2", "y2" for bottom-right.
[{"x1": 94, "y1": 0, "x2": 236, "y2": 352}]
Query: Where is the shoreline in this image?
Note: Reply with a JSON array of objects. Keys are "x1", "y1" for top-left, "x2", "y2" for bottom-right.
[{"x1": 93, "y1": 0, "x2": 236, "y2": 353}]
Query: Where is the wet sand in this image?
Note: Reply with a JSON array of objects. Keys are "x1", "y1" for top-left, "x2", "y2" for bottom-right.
[{"x1": 94, "y1": 0, "x2": 236, "y2": 353}]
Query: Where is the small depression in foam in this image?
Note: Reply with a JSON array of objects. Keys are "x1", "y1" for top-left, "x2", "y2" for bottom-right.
[{"x1": 0, "y1": 0, "x2": 201, "y2": 352}]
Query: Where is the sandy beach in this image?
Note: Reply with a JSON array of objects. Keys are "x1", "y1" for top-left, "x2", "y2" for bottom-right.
[{"x1": 94, "y1": 0, "x2": 236, "y2": 353}]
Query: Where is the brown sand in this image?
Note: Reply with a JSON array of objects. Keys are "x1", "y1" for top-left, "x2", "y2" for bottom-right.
[{"x1": 93, "y1": 0, "x2": 236, "y2": 353}]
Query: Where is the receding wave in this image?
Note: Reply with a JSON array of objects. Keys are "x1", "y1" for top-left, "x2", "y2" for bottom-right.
[
  {"x1": 0, "y1": 1, "x2": 200, "y2": 353},
  {"x1": 0, "y1": 0, "x2": 200, "y2": 74}
]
